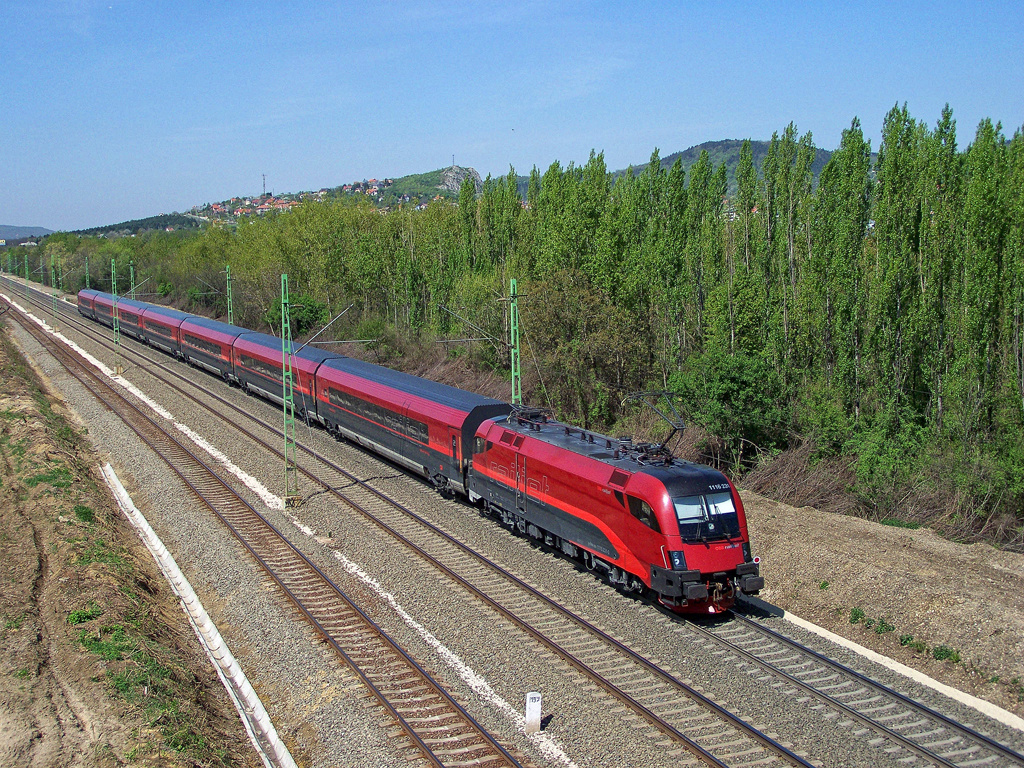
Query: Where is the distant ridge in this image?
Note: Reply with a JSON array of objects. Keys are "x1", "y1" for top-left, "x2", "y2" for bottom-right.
[
  {"x1": 71, "y1": 213, "x2": 201, "y2": 237},
  {"x1": 0, "y1": 225, "x2": 53, "y2": 239},
  {"x1": 612, "y1": 139, "x2": 834, "y2": 194}
]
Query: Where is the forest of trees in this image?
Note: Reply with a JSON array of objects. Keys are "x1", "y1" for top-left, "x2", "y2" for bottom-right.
[{"x1": 16, "y1": 103, "x2": 1024, "y2": 550}]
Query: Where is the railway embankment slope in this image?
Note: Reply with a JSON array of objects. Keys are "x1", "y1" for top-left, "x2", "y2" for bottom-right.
[
  {"x1": 744, "y1": 489, "x2": 1024, "y2": 721},
  {"x1": 0, "y1": 330, "x2": 258, "y2": 767}
]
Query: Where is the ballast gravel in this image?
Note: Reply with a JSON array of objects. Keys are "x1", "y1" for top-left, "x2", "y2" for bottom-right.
[{"x1": 8, "y1": 301, "x2": 1024, "y2": 768}]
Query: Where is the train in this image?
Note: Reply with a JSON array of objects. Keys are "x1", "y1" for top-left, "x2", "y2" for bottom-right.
[{"x1": 77, "y1": 288, "x2": 763, "y2": 614}]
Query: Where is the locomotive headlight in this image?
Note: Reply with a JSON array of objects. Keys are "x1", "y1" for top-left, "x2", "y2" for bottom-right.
[
  {"x1": 742, "y1": 543, "x2": 752, "y2": 562},
  {"x1": 669, "y1": 551, "x2": 687, "y2": 571}
]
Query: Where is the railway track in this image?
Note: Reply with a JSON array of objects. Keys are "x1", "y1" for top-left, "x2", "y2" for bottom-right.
[
  {"x1": 2, "y1": 285, "x2": 528, "y2": 768},
  {"x1": 690, "y1": 610, "x2": 1024, "y2": 768},
  {"x1": 8, "y1": 279, "x2": 1024, "y2": 768},
  {"x1": 4, "y1": 281, "x2": 817, "y2": 768}
]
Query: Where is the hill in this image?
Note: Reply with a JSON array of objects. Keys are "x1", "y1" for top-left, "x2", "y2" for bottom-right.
[
  {"x1": 0, "y1": 225, "x2": 53, "y2": 239},
  {"x1": 35, "y1": 139, "x2": 853, "y2": 234},
  {"x1": 613, "y1": 139, "x2": 835, "y2": 194},
  {"x1": 71, "y1": 213, "x2": 202, "y2": 237},
  {"x1": 383, "y1": 166, "x2": 482, "y2": 202}
]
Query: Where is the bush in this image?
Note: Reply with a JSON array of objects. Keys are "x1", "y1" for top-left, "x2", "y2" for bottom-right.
[
  {"x1": 263, "y1": 293, "x2": 329, "y2": 336},
  {"x1": 845, "y1": 401, "x2": 925, "y2": 499},
  {"x1": 900, "y1": 634, "x2": 927, "y2": 653},
  {"x1": 68, "y1": 605, "x2": 103, "y2": 625},
  {"x1": 670, "y1": 351, "x2": 789, "y2": 470},
  {"x1": 356, "y1": 318, "x2": 397, "y2": 361},
  {"x1": 881, "y1": 518, "x2": 920, "y2": 529},
  {"x1": 796, "y1": 381, "x2": 851, "y2": 457},
  {"x1": 73, "y1": 504, "x2": 95, "y2": 523},
  {"x1": 874, "y1": 618, "x2": 896, "y2": 634}
]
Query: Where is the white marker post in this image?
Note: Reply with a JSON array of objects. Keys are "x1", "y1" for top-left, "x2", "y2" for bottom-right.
[{"x1": 525, "y1": 691, "x2": 542, "y2": 734}]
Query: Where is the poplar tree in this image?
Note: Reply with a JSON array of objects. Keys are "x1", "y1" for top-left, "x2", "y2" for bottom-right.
[{"x1": 810, "y1": 118, "x2": 871, "y2": 426}]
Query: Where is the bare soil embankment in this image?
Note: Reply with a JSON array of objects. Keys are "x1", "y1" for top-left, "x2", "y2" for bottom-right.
[{"x1": 0, "y1": 329, "x2": 257, "y2": 767}]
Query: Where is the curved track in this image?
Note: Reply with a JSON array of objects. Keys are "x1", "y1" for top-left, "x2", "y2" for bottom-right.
[{"x1": 692, "y1": 610, "x2": 1024, "y2": 768}]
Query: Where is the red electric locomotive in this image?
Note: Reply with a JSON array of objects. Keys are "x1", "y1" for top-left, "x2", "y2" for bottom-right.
[{"x1": 468, "y1": 409, "x2": 762, "y2": 614}]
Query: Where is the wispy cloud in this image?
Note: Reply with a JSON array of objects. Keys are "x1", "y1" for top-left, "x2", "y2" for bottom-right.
[{"x1": 525, "y1": 54, "x2": 634, "y2": 110}]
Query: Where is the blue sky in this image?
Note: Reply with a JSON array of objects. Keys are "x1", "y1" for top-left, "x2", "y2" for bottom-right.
[{"x1": 2, "y1": 1, "x2": 1021, "y2": 231}]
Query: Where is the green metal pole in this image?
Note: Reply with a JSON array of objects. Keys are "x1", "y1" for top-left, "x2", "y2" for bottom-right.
[
  {"x1": 112, "y1": 259, "x2": 122, "y2": 374},
  {"x1": 129, "y1": 260, "x2": 136, "y2": 298},
  {"x1": 226, "y1": 264, "x2": 234, "y2": 326},
  {"x1": 51, "y1": 265, "x2": 58, "y2": 330},
  {"x1": 510, "y1": 278, "x2": 521, "y2": 405},
  {"x1": 85, "y1": 255, "x2": 90, "y2": 289},
  {"x1": 281, "y1": 274, "x2": 299, "y2": 504}
]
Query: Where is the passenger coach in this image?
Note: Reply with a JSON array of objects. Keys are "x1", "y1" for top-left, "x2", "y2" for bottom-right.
[
  {"x1": 232, "y1": 331, "x2": 341, "y2": 418},
  {"x1": 315, "y1": 357, "x2": 510, "y2": 496}
]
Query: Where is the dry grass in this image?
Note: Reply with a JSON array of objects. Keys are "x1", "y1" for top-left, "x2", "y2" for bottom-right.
[
  {"x1": 742, "y1": 440, "x2": 1024, "y2": 553},
  {"x1": 741, "y1": 441, "x2": 862, "y2": 517}
]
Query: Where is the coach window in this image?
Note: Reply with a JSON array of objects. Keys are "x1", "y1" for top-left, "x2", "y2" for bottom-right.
[{"x1": 627, "y1": 495, "x2": 661, "y2": 532}]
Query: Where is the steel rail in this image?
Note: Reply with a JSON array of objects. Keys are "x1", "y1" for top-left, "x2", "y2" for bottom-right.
[{"x1": 726, "y1": 610, "x2": 1024, "y2": 767}]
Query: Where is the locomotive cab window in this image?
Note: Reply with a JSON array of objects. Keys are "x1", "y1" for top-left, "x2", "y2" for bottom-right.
[
  {"x1": 673, "y1": 491, "x2": 740, "y2": 542},
  {"x1": 626, "y1": 495, "x2": 660, "y2": 532}
]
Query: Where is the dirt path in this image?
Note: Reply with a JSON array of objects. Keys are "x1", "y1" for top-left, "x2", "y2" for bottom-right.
[{"x1": 0, "y1": 330, "x2": 258, "y2": 767}]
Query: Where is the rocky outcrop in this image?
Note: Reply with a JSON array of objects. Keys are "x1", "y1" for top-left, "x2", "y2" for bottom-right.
[{"x1": 438, "y1": 166, "x2": 482, "y2": 195}]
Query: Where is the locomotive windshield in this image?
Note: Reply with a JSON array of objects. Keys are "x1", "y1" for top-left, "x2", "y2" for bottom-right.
[{"x1": 673, "y1": 491, "x2": 741, "y2": 542}]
